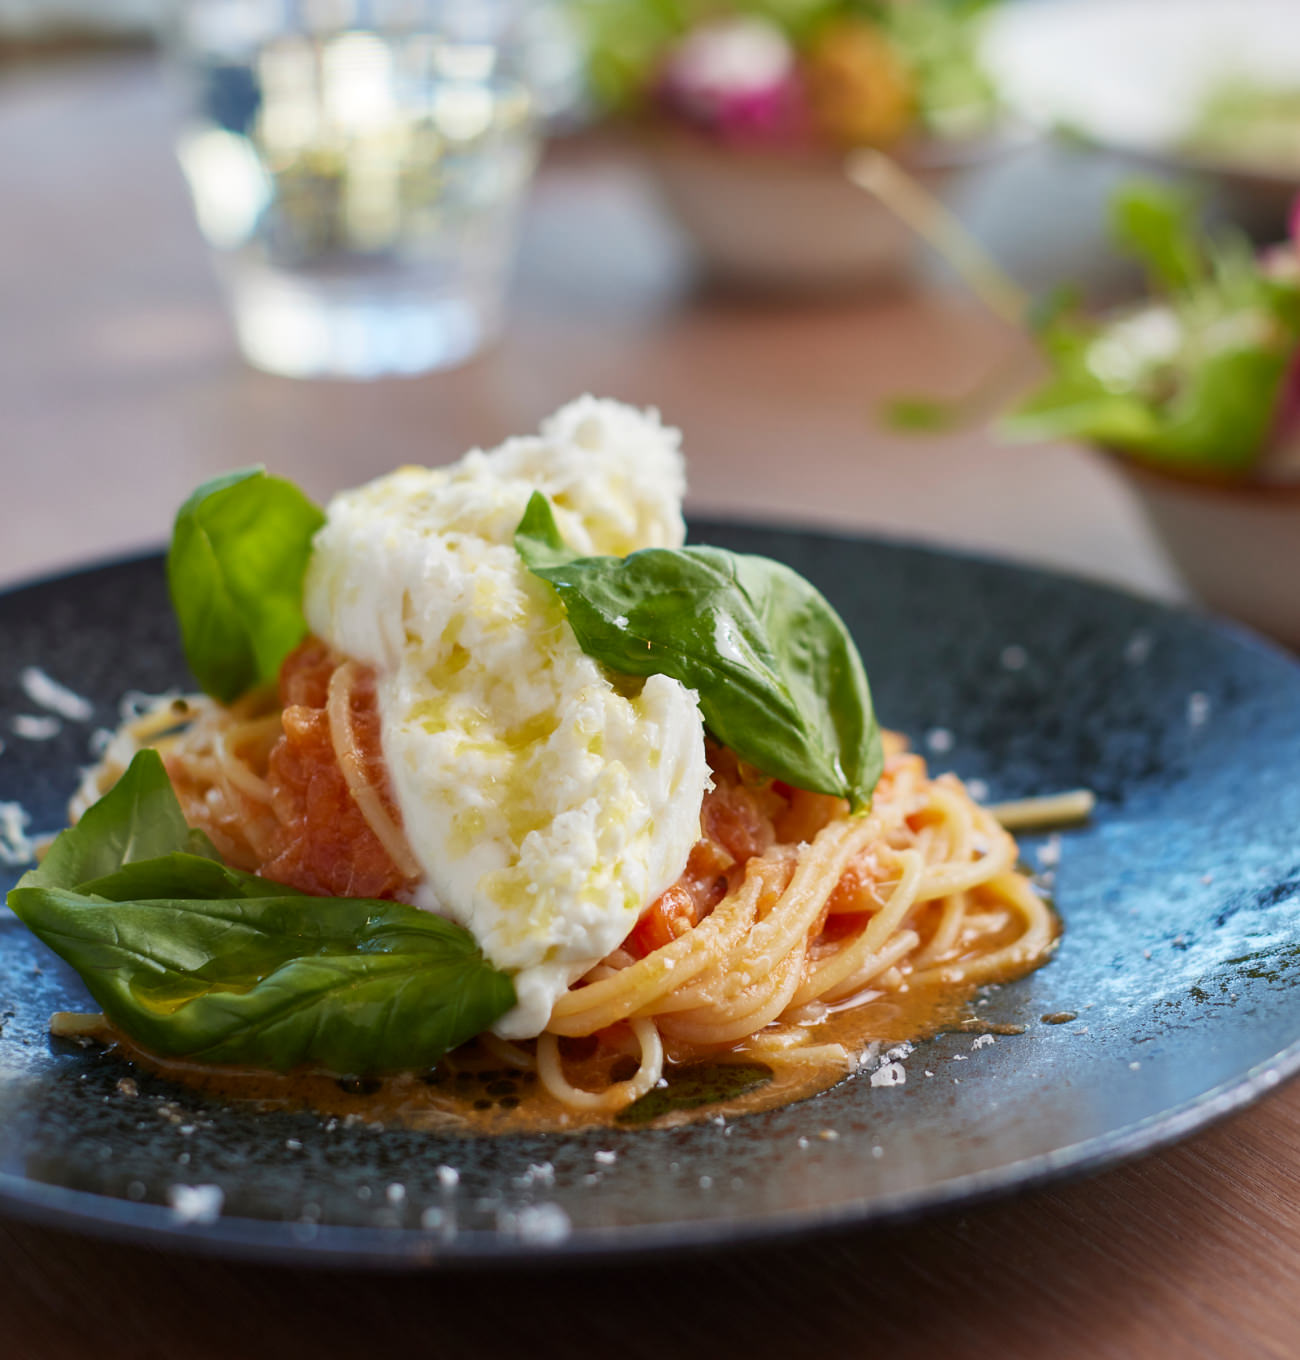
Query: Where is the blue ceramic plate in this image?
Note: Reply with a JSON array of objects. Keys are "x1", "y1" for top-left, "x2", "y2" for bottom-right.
[{"x1": 2, "y1": 526, "x2": 1300, "y2": 1267}]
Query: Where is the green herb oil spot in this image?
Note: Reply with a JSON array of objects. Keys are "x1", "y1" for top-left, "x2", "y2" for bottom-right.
[{"x1": 616, "y1": 1061, "x2": 774, "y2": 1125}]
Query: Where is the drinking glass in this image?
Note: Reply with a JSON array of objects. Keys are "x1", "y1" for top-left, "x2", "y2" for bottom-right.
[{"x1": 172, "y1": 0, "x2": 539, "y2": 379}]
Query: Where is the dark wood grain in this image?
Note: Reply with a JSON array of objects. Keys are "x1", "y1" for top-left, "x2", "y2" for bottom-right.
[{"x1": 4, "y1": 55, "x2": 1298, "y2": 1360}]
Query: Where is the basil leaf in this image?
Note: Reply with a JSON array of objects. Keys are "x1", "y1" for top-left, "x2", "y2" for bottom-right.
[
  {"x1": 516, "y1": 494, "x2": 883, "y2": 810},
  {"x1": 19, "y1": 749, "x2": 218, "y2": 893},
  {"x1": 7, "y1": 887, "x2": 515, "y2": 1074},
  {"x1": 77, "y1": 851, "x2": 303, "y2": 903},
  {"x1": 168, "y1": 468, "x2": 325, "y2": 703},
  {"x1": 10, "y1": 747, "x2": 515, "y2": 1072}
]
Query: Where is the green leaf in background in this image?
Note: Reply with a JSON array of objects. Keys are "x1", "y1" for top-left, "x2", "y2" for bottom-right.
[
  {"x1": 7, "y1": 886, "x2": 515, "y2": 1074},
  {"x1": 19, "y1": 749, "x2": 218, "y2": 893},
  {"x1": 881, "y1": 395, "x2": 965, "y2": 432},
  {"x1": 564, "y1": 0, "x2": 997, "y2": 131},
  {"x1": 8, "y1": 750, "x2": 515, "y2": 1074},
  {"x1": 1110, "y1": 181, "x2": 1206, "y2": 293},
  {"x1": 1006, "y1": 179, "x2": 1300, "y2": 475},
  {"x1": 1006, "y1": 327, "x2": 1291, "y2": 476},
  {"x1": 876, "y1": 0, "x2": 999, "y2": 138},
  {"x1": 516, "y1": 493, "x2": 883, "y2": 810},
  {"x1": 167, "y1": 467, "x2": 325, "y2": 704}
]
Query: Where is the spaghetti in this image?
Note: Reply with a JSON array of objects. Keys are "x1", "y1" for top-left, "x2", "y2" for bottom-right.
[{"x1": 75, "y1": 639, "x2": 1058, "y2": 1119}]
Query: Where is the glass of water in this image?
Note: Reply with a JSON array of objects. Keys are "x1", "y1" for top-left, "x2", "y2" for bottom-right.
[{"x1": 172, "y1": 0, "x2": 539, "y2": 379}]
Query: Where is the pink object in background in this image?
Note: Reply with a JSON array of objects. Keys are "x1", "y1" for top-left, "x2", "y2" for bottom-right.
[{"x1": 654, "y1": 18, "x2": 811, "y2": 146}]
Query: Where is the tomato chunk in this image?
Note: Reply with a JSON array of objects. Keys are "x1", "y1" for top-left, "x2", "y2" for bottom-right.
[{"x1": 258, "y1": 640, "x2": 415, "y2": 900}]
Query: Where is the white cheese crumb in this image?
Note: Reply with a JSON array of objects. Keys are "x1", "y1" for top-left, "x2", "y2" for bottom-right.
[
  {"x1": 0, "y1": 803, "x2": 34, "y2": 868},
  {"x1": 1124, "y1": 631, "x2": 1152, "y2": 665},
  {"x1": 285, "y1": 1138, "x2": 303, "y2": 1151},
  {"x1": 436, "y1": 1165, "x2": 460, "y2": 1189},
  {"x1": 116, "y1": 1077, "x2": 138, "y2": 1098},
  {"x1": 594, "y1": 1150, "x2": 617, "y2": 1165},
  {"x1": 12, "y1": 714, "x2": 61, "y2": 741},
  {"x1": 797, "y1": 1136, "x2": 809, "y2": 1148},
  {"x1": 500, "y1": 1203, "x2": 571, "y2": 1245},
  {"x1": 971, "y1": 1035, "x2": 995, "y2": 1050},
  {"x1": 871, "y1": 1146, "x2": 884, "y2": 1159},
  {"x1": 925, "y1": 727, "x2": 954, "y2": 754},
  {"x1": 1129, "y1": 1061, "x2": 1141, "y2": 1071},
  {"x1": 1037, "y1": 835, "x2": 1062, "y2": 869},
  {"x1": 1187, "y1": 692, "x2": 1211, "y2": 727},
  {"x1": 1000, "y1": 644, "x2": 1028, "y2": 671},
  {"x1": 699, "y1": 1175, "x2": 713, "y2": 1188},
  {"x1": 168, "y1": 1184, "x2": 224, "y2": 1225},
  {"x1": 386, "y1": 1182, "x2": 406, "y2": 1204},
  {"x1": 870, "y1": 1062, "x2": 906, "y2": 1087},
  {"x1": 20, "y1": 667, "x2": 94, "y2": 722}
]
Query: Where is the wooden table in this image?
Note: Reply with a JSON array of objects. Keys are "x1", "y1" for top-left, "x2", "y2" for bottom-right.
[{"x1": 3, "y1": 56, "x2": 1297, "y2": 1360}]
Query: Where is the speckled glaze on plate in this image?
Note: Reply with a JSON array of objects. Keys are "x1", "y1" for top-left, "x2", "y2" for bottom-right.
[{"x1": 2, "y1": 525, "x2": 1300, "y2": 1268}]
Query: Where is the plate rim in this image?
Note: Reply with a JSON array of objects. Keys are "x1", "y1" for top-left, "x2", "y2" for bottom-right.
[{"x1": 0, "y1": 1041, "x2": 1297, "y2": 1269}]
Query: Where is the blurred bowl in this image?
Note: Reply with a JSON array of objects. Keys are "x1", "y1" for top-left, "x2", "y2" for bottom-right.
[
  {"x1": 638, "y1": 126, "x2": 1026, "y2": 294},
  {"x1": 1108, "y1": 455, "x2": 1300, "y2": 650},
  {"x1": 983, "y1": 0, "x2": 1300, "y2": 231}
]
